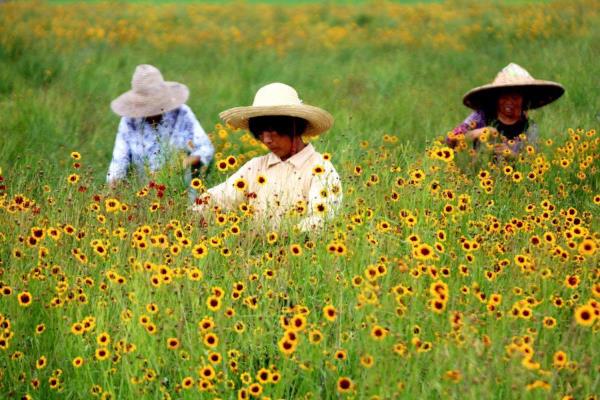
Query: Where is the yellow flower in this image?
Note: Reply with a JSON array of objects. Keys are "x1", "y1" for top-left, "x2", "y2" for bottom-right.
[
  {"x1": 187, "y1": 268, "x2": 203, "y2": 281},
  {"x1": 578, "y1": 238, "x2": 597, "y2": 256},
  {"x1": 266, "y1": 231, "x2": 278, "y2": 244},
  {"x1": 370, "y1": 325, "x2": 388, "y2": 341},
  {"x1": 95, "y1": 347, "x2": 110, "y2": 361},
  {"x1": 360, "y1": 354, "x2": 374, "y2": 368},
  {"x1": 192, "y1": 243, "x2": 208, "y2": 259},
  {"x1": 289, "y1": 244, "x2": 303, "y2": 256},
  {"x1": 203, "y1": 332, "x2": 219, "y2": 348},
  {"x1": 312, "y1": 165, "x2": 325, "y2": 175},
  {"x1": 70, "y1": 322, "x2": 84, "y2": 335},
  {"x1": 256, "y1": 368, "x2": 270, "y2": 384},
  {"x1": 526, "y1": 380, "x2": 550, "y2": 391},
  {"x1": 104, "y1": 198, "x2": 120, "y2": 213},
  {"x1": 17, "y1": 291, "x2": 33, "y2": 307},
  {"x1": 277, "y1": 336, "x2": 297, "y2": 356},
  {"x1": 287, "y1": 314, "x2": 307, "y2": 332},
  {"x1": 166, "y1": 337, "x2": 180, "y2": 350},
  {"x1": 216, "y1": 160, "x2": 228, "y2": 172},
  {"x1": 413, "y1": 243, "x2": 435, "y2": 260},
  {"x1": 206, "y1": 295, "x2": 221, "y2": 312},
  {"x1": 67, "y1": 174, "x2": 80, "y2": 184},
  {"x1": 323, "y1": 304, "x2": 337, "y2": 322},
  {"x1": 181, "y1": 376, "x2": 195, "y2": 389},
  {"x1": 248, "y1": 382, "x2": 263, "y2": 397},
  {"x1": 96, "y1": 332, "x2": 110, "y2": 346},
  {"x1": 337, "y1": 377, "x2": 353, "y2": 393},
  {"x1": 553, "y1": 351, "x2": 567, "y2": 368},
  {"x1": 574, "y1": 305, "x2": 596, "y2": 327},
  {"x1": 256, "y1": 174, "x2": 267, "y2": 185},
  {"x1": 190, "y1": 178, "x2": 204, "y2": 190},
  {"x1": 233, "y1": 178, "x2": 248, "y2": 192},
  {"x1": 72, "y1": 356, "x2": 84, "y2": 368}
]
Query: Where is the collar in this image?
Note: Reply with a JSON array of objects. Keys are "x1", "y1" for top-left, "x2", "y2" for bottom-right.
[{"x1": 266, "y1": 143, "x2": 315, "y2": 169}]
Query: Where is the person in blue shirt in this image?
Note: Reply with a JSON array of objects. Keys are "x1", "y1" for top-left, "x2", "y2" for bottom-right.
[{"x1": 107, "y1": 64, "x2": 214, "y2": 187}]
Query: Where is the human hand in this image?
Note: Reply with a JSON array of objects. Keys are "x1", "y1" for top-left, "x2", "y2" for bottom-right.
[
  {"x1": 183, "y1": 155, "x2": 201, "y2": 168},
  {"x1": 486, "y1": 126, "x2": 499, "y2": 136},
  {"x1": 466, "y1": 127, "x2": 497, "y2": 142},
  {"x1": 446, "y1": 133, "x2": 462, "y2": 147},
  {"x1": 493, "y1": 143, "x2": 514, "y2": 157}
]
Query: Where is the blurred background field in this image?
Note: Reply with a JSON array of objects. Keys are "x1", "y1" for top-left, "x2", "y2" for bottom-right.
[
  {"x1": 45, "y1": 0, "x2": 561, "y2": 4},
  {"x1": 0, "y1": 0, "x2": 598, "y2": 185},
  {"x1": 0, "y1": 1, "x2": 599, "y2": 400}
]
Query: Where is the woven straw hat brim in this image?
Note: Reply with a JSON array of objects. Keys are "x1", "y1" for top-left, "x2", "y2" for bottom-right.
[
  {"x1": 111, "y1": 82, "x2": 189, "y2": 118},
  {"x1": 463, "y1": 80, "x2": 564, "y2": 110},
  {"x1": 219, "y1": 104, "x2": 334, "y2": 137}
]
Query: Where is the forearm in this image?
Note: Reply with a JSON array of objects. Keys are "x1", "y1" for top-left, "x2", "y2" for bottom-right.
[{"x1": 183, "y1": 155, "x2": 202, "y2": 168}]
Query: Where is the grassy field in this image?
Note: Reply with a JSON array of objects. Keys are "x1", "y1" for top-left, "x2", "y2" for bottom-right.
[
  {"x1": 44, "y1": 0, "x2": 554, "y2": 4},
  {"x1": 0, "y1": 1, "x2": 599, "y2": 399},
  {"x1": 46, "y1": 0, "x2": 446, "y2": 4}
]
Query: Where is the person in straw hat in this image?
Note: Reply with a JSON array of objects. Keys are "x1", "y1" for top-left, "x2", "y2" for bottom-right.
[
  {"x1": 446, "y1": 63, "x2": 564, "y2": 157},
  {"x1": 192, "y1": 82, "x2": 342, "y2": 232},
  {"x1": 107, "y1": 64, "x2": 214, "y2": 187}
]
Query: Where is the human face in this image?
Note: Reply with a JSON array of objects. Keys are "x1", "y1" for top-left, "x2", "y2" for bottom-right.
[
  {"x1": 144, "y1": 114, "x2": 163, "y2": 126},
  {"x1": 497, "y1": 92, "x2": 523, "y2": 121},
  {"x1": 258, "y1": 130, "x2": 295, "y2": 160}
]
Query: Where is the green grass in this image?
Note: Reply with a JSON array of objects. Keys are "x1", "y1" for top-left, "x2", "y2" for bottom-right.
[
  {"x1": 42, "y1": 0, "x2": 554, "y2": 4},
  {"x1": 0, "y1": 1, "x2": 598, "y2": 399},
  {"x1": 45, "y1": 0, "x2": 443, "y2": 4}
]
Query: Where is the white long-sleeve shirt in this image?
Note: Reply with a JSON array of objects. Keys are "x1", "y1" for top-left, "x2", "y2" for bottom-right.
[
  {"x1": 194, "y1": 144, "x2": 342, "y2": 231},
  {"x1": 107, "y1": 104, "x2": 214, "y2": 183}
]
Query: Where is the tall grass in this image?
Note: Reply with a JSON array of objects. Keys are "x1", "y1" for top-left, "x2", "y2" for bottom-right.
[{"x1": 0, "y1": 1, "x2": 598, "y2": 399}]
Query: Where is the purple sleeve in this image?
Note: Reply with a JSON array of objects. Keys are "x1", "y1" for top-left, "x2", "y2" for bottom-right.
[
  {"x1": 452, "y1": 110, "x2": 486, "y2": 135},
  {"x1": 445, "y1": 110, "x2": 486, "y2": 147}
]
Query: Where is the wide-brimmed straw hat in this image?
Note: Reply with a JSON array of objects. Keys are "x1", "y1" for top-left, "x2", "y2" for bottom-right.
[
  {"x1": 463, "y1": 63, "x2": 564, "y2": 110},
  {"x1": 219, "y1": 83, "x2": 333, "y2": 137},
  {"x1": 111, "y1": 64, "x2": 189, "y2": 118}
]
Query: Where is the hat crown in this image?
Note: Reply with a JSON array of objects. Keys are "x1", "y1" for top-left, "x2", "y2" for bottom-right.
[
  {"x1": 131, "y1": 64, "x2": 166, "y2": 95},
  {"x1": 492, "y1": 63, "x2": 535, "y2": 85},
  {"x1": 252, "y1": 83, "x2": 303, "y2": 107}
]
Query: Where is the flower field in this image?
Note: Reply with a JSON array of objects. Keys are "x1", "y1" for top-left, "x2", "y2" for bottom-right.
[{"x1": 0, "y1": 1, "x2": 599, "y2": 399}]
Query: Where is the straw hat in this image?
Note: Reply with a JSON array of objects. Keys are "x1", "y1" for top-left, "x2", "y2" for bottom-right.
[
  {"x1": 111, "y1": 64, "x2": 189, "y2": 118},
  {"x1": 463, "y1": 63, "x2": 564, "y2": 110},
  {"x1": 219, "y1": 83, "x2": 333, "y2": 137}
]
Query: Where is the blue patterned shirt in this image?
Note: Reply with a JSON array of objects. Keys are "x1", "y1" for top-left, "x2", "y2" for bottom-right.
[{"x1": 106, "y1": 105, "x2": 214, "y2": 183}]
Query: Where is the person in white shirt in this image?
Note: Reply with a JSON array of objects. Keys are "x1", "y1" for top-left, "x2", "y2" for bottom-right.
[
  {"x1": 193, "y1": 83, "x2": 342, "y2": 232},
  {"x1": 107, "y1": 64, "x2": 214, "y2": 187}
]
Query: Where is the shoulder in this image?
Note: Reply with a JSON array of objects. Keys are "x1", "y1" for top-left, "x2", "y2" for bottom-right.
[
  {"x1": 118, "y1": 117, "x2": 139, "y2": 136},
  {"x1": 178, "y1": 104, "x2": 191, "y2": 113},
  {"x1": 526, "y1": 118, "x2": 538, "y2": 133},
  {"x1": 469, "y1": 109, "x2": 487, "y2": 123},
  {"x1": 174, "y1": 104, "x2": 202, "y2": 130},
  {"x1": 177, "y1": 104, "x2": 197, "y2": 119},
  {"x1": 236, "y1": 155, "x2": 268, "y2": 175},
  {"x1": 310, "y1": 148, "x2": 334, "y2": 165},
  {"x1": 310, "y1": 151, "x2": 339, "y2": 175}
]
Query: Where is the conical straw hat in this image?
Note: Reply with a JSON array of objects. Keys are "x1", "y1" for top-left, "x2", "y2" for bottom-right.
[
  {"x1": 111, "y1": 64, "x2": 189, "y2": 118},
  {"x1": 219, "y1": 83, "x2": 333, "y2": 137},
  {"x1": 463, "y1": 63, "x2": 564, "y2": 110}
]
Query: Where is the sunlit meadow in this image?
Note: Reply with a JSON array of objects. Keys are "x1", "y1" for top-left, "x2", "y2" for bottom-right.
[{"x1": 0, "y1": 1, "x2": 599, "y2": 399}]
